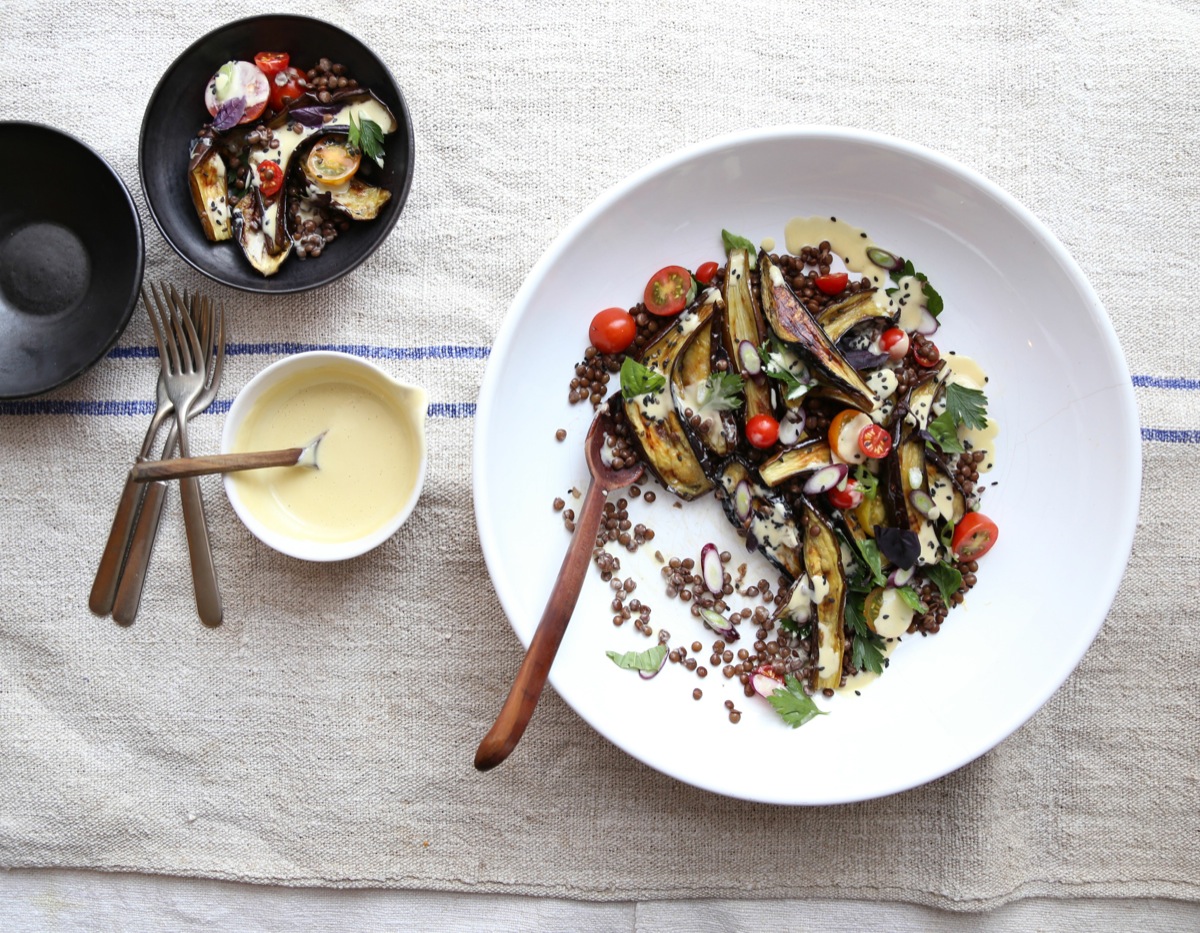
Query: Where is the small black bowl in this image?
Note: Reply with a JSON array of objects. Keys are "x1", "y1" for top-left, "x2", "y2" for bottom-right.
[
  {"x1": 139, "y1": 15, "x2": 415, "y2": 295},
  {"x1": 0, "y1": 122, "x2": 144, "y2": 399}
]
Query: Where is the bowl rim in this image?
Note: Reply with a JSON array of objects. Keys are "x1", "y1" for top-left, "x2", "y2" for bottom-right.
[
  {"x1": 472, "y1": 124, "x2": 1143, "y2": 803},
  {"x1": 0, "y1": 120, "x2": 144, "y2": 400},
  {"x1": 221, "y1": 350, "x2": 428, "y2": 561},
  {"x1": 137, "y1": 13, "x2": 416, "y2": 295}
]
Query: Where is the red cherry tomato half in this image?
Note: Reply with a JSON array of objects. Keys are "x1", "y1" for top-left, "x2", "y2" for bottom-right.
[
  {"x1": 589, "y1": 307, "x2": 637, "y2": 354},
  {"x1": 951, "y1": 512, "x2": 999, "y2": 560},
  {"x1": 268, "y1": 66, "x2": 306, "y2": 112},
  {"x1": 828, "y1": 478, "x2": 862, "y2": 510},
  {"x1": 858, "y1": 423, "x2": 892, "y2": 459},
  {"x1": 644, "y1": 265, "x2": 695, "y2": 316},
  {"x1": 879, "y1": 327, "x2": 910, "y2": 361},
  {"x1": 254, "y1": 51, "x2": 290, "y2": 76},
  {"x1": 256, "y1": 160, "x2": 284, "y2": 196},
  {"x1": 745, "y1": 414, "x2": 780, "y2": 449},
  {"x1": 694, "y1": 261, "x2": 719, "y2": 285},
  {"x1": 814, "y1": 272, "x2": 849, "y2": 295},
  {"x1": 914, "y1": 339, "x2": 941, "y2": 368}
]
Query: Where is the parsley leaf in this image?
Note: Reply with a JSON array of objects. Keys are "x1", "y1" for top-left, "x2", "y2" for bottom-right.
[
  {"x1": 768, "y1": 674, "x2": 828, "y2": 728},
  {"x1": 924, "y1": 561, "x2": 963, "y2": 607},
  {"x1": 619, "y1": 357, "x2": 665, "y2": 398},
  {"x1": 889, "y1": 259, "x2": 944, "y2": 317},
  {"x1": 943, "y1": 382, "x2": 989, "y2": 430},
  {"x1": 897, "y1": 585, "x2": 926, "y2": 612},
  {"x1": 845, "y1": 593, "x2": 886, "y2": 674},
  {"x1": 606, "y1": 644, "x2": 667, "y2": 672},
  {"x1": 348, "y1": 113, "x2": 386, "y2": 167},
  {"x1": 928, "y1": 410, "x2": 966, "y2": 454},
  {"x1": 695, "y1": 372, "x2": 744, "y2": 413},
  {"x1": 721, "y1": 229, "x2": 758, "y2": 268},
  {"x1": 851, "y1": 536, "x2": 887, "y2": 588}
]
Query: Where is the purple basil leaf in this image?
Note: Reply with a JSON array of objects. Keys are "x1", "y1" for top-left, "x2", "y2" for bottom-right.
[
  {"x1": 212, "y1": 97, "x2": 246, "y2": 132},
  {"x1": 289, "y1": 104, "x2": 341, "y2": 128},
  {"x1": 841, "y1": 348, "x2": 889, "y2": 370},
  {"x1": 874, "y1": 525, "x2": 920, "y2": 570}
]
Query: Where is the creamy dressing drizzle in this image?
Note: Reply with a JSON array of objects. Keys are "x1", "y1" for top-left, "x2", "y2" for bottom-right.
[{"x1": 784, "y1": 216, "x2": 893, "y2": 311}]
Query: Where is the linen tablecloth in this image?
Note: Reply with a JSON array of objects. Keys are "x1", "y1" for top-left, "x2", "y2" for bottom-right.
[{"x1": 1, "y1": 0, "x2": 1197, "y2": 913}]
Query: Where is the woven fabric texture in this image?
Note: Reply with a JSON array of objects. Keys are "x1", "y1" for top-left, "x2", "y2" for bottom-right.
[{"x1": 0, "y1": 0, "x2": 1197, "y2": 910}]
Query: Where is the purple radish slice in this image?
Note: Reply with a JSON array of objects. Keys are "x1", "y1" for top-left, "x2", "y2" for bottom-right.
[
  {"x1": 738, "y1": 340, "x2": 762, "y2": 375},
  {"x1": 777, "y1": 409, "x2": 806, "y2": 447},
  {"x1": 915, "y1": 307, "x2": 939, "y2": 336},
  {"x1": 865, "y1": 246, "x2": 904, "y2": 272},
  {"x1": 751, "y1": 667, "x2": 784, "y2": 699},
  {"x1": 639, "y1": 650, "x2": 668, "y2": 679},
  {"x1": 909, "y1": 489, "x2": 936, "y2": 519},
  {"x1": 733, "y1": 480, "x2": 753, "y2": 522},
  {"x1": 700, "y1": 543, "x2": 724, "y2": 595},
  {"x1": 698, "y1": 607, "x2": 739, "y2": 642},
  {"x1": 802, "y1": 463, "x2": 848, "y2": 496},
  {"x1": 888, "y1": 565, "x2": 916, "y2": 587}
]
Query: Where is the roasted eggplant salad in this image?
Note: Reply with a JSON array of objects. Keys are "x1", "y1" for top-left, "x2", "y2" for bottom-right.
[
  {"x1": 568, "y1": 219, "x2": 1000, "y2": 729},
  {"x1": 188, "y1": 51, "x2": 397, "y2": 275}
]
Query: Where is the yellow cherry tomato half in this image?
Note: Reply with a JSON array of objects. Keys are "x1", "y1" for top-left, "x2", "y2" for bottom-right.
[{"x1": 303, "y1": 137, "x2": 362, "y2": 187}]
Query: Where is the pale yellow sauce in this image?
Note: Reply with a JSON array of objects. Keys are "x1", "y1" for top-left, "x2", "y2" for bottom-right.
[
  {"x1": 230, "y1": 364, "x2": 422, "y2": 543},
  {"x1": 784, "y1": 215, "x2": 893, "y2": 311},
  {"x1": 760, "y1": 236, "x2": 776, "y2": 252}
]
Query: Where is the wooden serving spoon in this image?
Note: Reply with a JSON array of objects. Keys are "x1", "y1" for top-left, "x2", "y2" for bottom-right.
[
  {"x1": 129, "y1": 433, "x2": 326, "y2": 482},
  {"x1": 475, "y1": 408, "x2": 644, "y2": 771}
]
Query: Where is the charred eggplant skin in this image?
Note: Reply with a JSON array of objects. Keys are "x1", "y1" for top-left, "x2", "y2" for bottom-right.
[
  {"x1": 758, "y1": 251, "x2": 877, "y2": 413},
  {"x1": 815, "y1": 291, "x2": 891, "y2": 343},
  {"x1": 622, "y1": 295, "x2": 717, "y2": 500},
  {"x1": 798, "y1": 497, "x2": 846, "y2": 691},
  {"x1": 671, "y1": 290, "x2": 736, "y2": 460},
  {"x1": 715, "y1": 457, "x2": 804, "y2": 580},
  {"x1": 720, "y1": 248, "x2": 775, "y2": 421},
  {"x1": 757, "y1": 439, "x2": 833, "y2": 487}
]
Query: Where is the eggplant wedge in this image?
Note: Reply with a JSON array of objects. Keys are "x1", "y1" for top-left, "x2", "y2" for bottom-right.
[
  {"x1": 721, "y1": 248, "x2": 774, "y2": 421},
  {"x1": 758, "y1": 439, "x2": 832, "y2": 487},
  {"x1": 799, "y1": 497, "x2": 846, "y2": 691},
  {"x1": 815, "y1": 291, "x2": 891, "y2": 343},
  {"x1": 231, "y1": 192, "x2": 292, "y2": 277},
  {"x1": 925, "y1": 449, "x2": 968, "y2": 525},
  {"x1": 715, "y1": 458, "x2": 804, "y2": 580},
  {"x1": 325, "y1": 178, "x2": 392, "y2": 220},
  {"x1": 758, "y1": 252, "x2": 877, "y2": 413},
  {"x1": 901, "y1": 368, "x2": 945, "y2": 432},
  {"x1": 622, "y1": 294, "x2": 717, "y2": 500},
  {"x1": 885, "y1": 424, "x2": 941, "y2": 566},
  {"x1": 188, "y1": 142, "x2": 232, "y2": 242},
  {"x1": 671, "y1": 291, "x2": 736, "y2": 459}
]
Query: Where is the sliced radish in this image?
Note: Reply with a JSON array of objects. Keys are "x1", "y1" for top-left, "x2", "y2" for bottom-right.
[
  {"x1": 777, "y1": 409, "x2": 806, "y2": 447},
  {"x1": 803, "y1": 463, "x2": 848, "y2": 495},
  {"x1": 737, "y1": 340, "x2": 761, "y2": 375},
  {"x1": 698, "y1": 608, "x2": 739, "y2": 642},
  {"x1": 865, "y1": 247, "x2": 904, "y2": 272},
  {"x1": 639, "y1": 650, "x2": 668, "y2": 679},
  {"x1": 915, "y1": 306, "x2": 939, "y2": 336},
  {"x1": 831, "y1": 411, "x2": 873, "y2": 464},
  {"x1": 733, "y1": 480, "x2": 753, "y2": 522},
  {"x1": 751, "y1": 667, "x2": 784, "y2": 699},
  {"x1": 205, "y1": 61, "x2": 270, "y2": 125},
  {"x1": 700, "y1": 543, "x2": 723, "y2": 596},
  {"x1": 888, "y1": 565, "x2": 915, "y2": 587},
  {"x1": 909, "y1": 489, "x2": 936, "y2": 519}
]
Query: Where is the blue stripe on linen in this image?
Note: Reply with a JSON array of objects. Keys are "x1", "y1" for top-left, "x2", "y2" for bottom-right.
[
  {"x1": 1141, "y1": 428, "x2": 1200, "y2": 444},
  {"x1": 0, "y1": 399, "x2": 474, "y2": 418},
  {"x1": 106, "y1": 343, "x2": 491, "y2": 361},
  {"x1": 1131, "y1": 375, "x2": 1200, "y2": 390}
]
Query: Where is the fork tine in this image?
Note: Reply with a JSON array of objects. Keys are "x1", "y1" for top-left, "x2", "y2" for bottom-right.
[
  {"x1": 166, "y1": 285, "x2": 192, "y2": 373},
  {"x1": 172, "y1": 284, "x2": 204, "y2": 375},
  {"x1": 146, "y1": 284, "x2": 176, "y2": 373}
]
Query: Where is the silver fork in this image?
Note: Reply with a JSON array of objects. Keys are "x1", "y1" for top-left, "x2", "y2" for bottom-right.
[
  {"x1": 144, "y1": 283, "x2": 222, "y2": 626},
  {"x1": 89, "y1": 300, "x2": 175, "y2": 616},
  {"x1": 114, "y1": 293, "x2": 226, "y2": 625}
]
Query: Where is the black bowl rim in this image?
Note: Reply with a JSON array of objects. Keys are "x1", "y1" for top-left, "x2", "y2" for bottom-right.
[
  {"x1": 137, "y1": 13, "x2": 416, "y2": 296},
  {"x1": 0, "y1": 120, "x2": 145, "y2": 400}
]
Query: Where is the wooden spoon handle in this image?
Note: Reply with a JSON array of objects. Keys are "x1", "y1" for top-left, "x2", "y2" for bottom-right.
[
  {"x1": 130, "y1": 448, "x2": 304, "y2": 482},
  {"x1": 474, "y1": 477, "x2": 609, "y2": 771}
]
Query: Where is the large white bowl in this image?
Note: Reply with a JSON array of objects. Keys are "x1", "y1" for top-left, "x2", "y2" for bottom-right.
[{"x1": 473, "y1": 127, "x2": 1140, "y2": 804}]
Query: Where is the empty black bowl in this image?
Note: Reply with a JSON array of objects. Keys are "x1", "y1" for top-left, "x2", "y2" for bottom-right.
[
  {"x1": 0, "y1": 122, "x2": 144, "y2": 399},
  {"x1": 139, "y1": 15, "x2": 415, "y2": 294}
]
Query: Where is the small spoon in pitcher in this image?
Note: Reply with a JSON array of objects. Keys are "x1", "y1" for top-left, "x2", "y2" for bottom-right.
[
  {"x1": 129, "y1": 432, "x2": 326, "y2": 482},
  {"x1": 475, "y1": 407, "x2": 644, "y2": 771}
]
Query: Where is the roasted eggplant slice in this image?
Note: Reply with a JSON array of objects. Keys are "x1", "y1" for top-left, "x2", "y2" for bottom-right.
[
  {"x1": 925, "y1": 450, "x2": 968, "y2": 525},
  {"x1": 799, "y1": 497, "x2": 846, "y2": 691},
  {"x1": 716, "y1": 458, "x2": 803, "y2": 580},
  {"x1": 622, "y1": 295, "x2": 717, "y2": 500},
  {"x1": 232, "y1": 192, "x2": 292, "y2": 277},
  {"x1": 815, "y1": 291, "x2": 890, "y2": 343},
  {"x1": 188, "y1": 142, "x2": 231, "y2": 242},
  {"x1": 885, "y1": 425, "x2": 941, "y2": 566},
  {"x1": 758, "y1": 439, "x2": 832, "y2": 487},
  {"x1": 324, "y1": 178, "x2": 392, "y2": 220},
  {"x1": 720, "y1": 248, "x2": 774, "y2": 421},
  {"x1": 758, "y1": 252, "x2": 877, "y2": 412},
  {"x1": 901, "y1": 368, "x2": 945, "y2": 432},
  {"x1": 671, "y1": 291, "x2": 736, "y2": 459}
]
